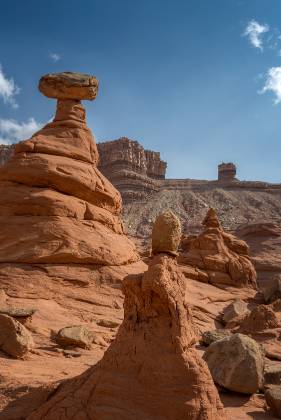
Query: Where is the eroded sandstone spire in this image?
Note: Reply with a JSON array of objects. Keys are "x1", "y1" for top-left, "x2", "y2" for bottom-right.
[
  {"x1": 28, "y1": 212, "x2": 225, "y2": 420},
  {"x1": 0, "y1": 72, "x2": 138, "y2": 265},
  {"x1": 179, "y1": 208, "x2": 257, "y2": 288}
]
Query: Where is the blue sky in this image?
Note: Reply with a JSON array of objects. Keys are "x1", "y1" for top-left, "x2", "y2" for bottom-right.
[{"x1": 0, "y1": 0, "x2": 281, "y2": 182}]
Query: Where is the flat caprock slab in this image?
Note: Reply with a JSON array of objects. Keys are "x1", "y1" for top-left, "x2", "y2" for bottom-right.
[{"x1": 39, "y1": 71, "x2": 99, "y2": 100}]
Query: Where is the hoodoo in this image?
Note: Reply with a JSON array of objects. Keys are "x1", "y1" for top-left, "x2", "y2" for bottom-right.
[
  {"x1": 179, "y1": 208, "x2": 257, "y2": 288},
  {"x1": 0, "y1": 72, "x2": 138, "y2": 265},
  {"x1": 28, "y1": 211, "x2": 225, "y2": 420}
]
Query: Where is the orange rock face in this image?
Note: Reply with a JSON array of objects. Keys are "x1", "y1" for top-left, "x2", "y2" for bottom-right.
[
  {"x1": 179, "y1": 208, "x2": 257, "y2": 288},
  {"x1": 0, "y1": 95, "x2": 138, "y2": 265},
  {"x1": 28, "y1": 254, "x2": 225, "y2": 420}
]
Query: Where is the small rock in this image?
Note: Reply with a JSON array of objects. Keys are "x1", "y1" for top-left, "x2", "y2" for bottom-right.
[
  {"x1": 265, "y1": 387, "x2": 281, "y2": 417},
  {"x1": 0, "y1": 314, "x2": 34, "y2": 358},
  {"x1": 222, "y1": 299, "x2": 249, "y2": 325},
  {"x1": 56, "y1": 325, "x2": 93, "y2": 349},
  {"x1": 264, "y1": 275, "x2": 281, "y2": 304},
  {"x1": 264, "y1": 363, "x2": 281, "y2": 388},
  {"x1": 203, "y1": 333, "x2": 264, "y2": 394},
  {"x1": 201, "y1": 329, "x2": 231, "y2": 346},
  {"x1": 63, "y1": 349, "x2": 82, "y2": 358},
  {"x1": 0, "y1": 307, "x2": 36, "y2": 325},
  {"x1": 97, "y1": 319, "x2": 119, "y2": 328},
  {"x1": 92, "y1": 333, "x2": 108, "y2": 347},
  {"x1": 240, "y1": 305, "x2": 279, "y2": 333}
]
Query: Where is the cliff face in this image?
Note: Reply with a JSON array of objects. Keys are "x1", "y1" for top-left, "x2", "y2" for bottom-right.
[{"x1": 97, "y1": 137, "x2": 167, "y2": 202}]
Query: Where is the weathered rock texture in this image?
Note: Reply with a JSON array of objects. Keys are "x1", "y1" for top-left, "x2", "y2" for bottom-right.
[
  {"x1": 97, "y1": 137, "x2": 167, "y2": 203},
  {"x1": 0, "y1": 74, "x2": 138, "y2": 266},
  {"x1": 239, "y1": 305, "x2": 279, "y2": 333},
  {"x1": 28, "y1": 245, "x2": 225, "y2": 419},
  {"x1": 151, "y1": 210, "x2": 181, "y2": 256},
  {"x1": 179, "y1": 209, "x2": 257, "y2": 288},
  {"x1": 203, "y1": 333, "x2": 264, "y2": 394},
  {"x1": 218, "y1": 162, "x2": 237, "y2": 182},
  {"x1": 0, "y1": 313, "x2": 34, "y2": 358}
]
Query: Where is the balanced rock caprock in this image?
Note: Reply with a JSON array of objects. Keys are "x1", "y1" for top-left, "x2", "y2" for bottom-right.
[
  {"x1": 28, "y1": 211, "x2": 225, "y2": 420},
  {"x1": 0, "y1": 72, "x2": 138, "y2": 265},
  {"x1": 179, "y1": 208, "x2": 257, "y2": 288}
]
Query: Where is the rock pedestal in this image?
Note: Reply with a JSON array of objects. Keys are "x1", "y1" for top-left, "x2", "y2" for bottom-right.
[{"x1": 0, "y1": 72, "x2": 138, "y2": 266}]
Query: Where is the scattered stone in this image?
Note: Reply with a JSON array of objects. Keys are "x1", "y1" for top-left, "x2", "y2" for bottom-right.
[
  {"x1": 39, "y1": 72, "x2": 99, "y2": 100},
  {"x1": 0, "y1": 314, "x2": 34, "y2": 358},
  {"x1": 264, "y1": 275, "x2": 281, "y2": 304},
  {"x1": 264, "y1": 363, "x2": 281, "y2": 388},
  {"x1": 240, "y1": 305, "x2": 279, "y2": 333},
  {"x1": 222, "y1": 299, "x2": 249, "y2": 325},
  {"x1": 56, "y1": 325, "x2": 93, "y2": 349},
  {"x1": 151, "y1": 210, "x2": 181, "y2": 256},
  {"x1": 265, "y1": 387, "x2": 281, "y2": 417},
  {"x1": 96, "y1": 319, "x2": 119, "y2": 328},
  {"x1": 92, "y1": 333, "x2": 108, "y2": 347},
  {"x1": 201, "y1": 329, "x2": 231, "y2": 346},
  {"x1": 203, "y1": 333, "x2": 264, "y2": 394},
  {"x1": 63, "y1": 349, "x2": 82, "y2": 358},
  {"x1": 0, "y1": 307, "x2": 36, "y2": 325}
]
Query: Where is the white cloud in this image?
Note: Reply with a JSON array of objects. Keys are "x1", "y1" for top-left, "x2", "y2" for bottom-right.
[
  {"x1": 0, "y1": 64, "x2": 20, "y2": 108},
  {"x1": 0, "y1": 118, "x2": 43, "y2": 144},
  {"x1": 49, "y1": 52, "x2": 61, "y2": 62},
  {"x1": 261, "y1": 67, "x2": 281, "y2": 104},
  {"x1": 244, "y1": 20, "x2": 269, "y2": 50}
]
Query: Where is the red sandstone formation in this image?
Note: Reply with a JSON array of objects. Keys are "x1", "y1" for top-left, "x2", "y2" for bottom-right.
[
  {"x1": 0, "y1": 73, "x2": 139, "y2": 266},
  {"x1": 179, "y1": 208, "x2": 257, "y2": 288},
  {"x1": 97, "y1": 137, "x2": 166, "y2": 202},
  {"x1": 28, "y1": 212, "x2": 225, "y2": 420},
  {"x1": 218, "y1": 162, "x2": 237, "y2": 182}
]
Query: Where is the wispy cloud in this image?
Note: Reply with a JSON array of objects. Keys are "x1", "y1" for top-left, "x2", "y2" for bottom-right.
[
  {"x1": 49, "y1": 52, "x2": 61, "y2": 62},
  {"x1": 243, "y1": 20, "x2": 269, "y2": 50},
  {"x1": 0, "y1": 64, "x2": 20, "y2": 108},
  {"x1": 0, "y1": 118, "x2": 43, "y2": 144},
  {"x1": 260, "y1": 67, "x2": 281, "y2": 104}
]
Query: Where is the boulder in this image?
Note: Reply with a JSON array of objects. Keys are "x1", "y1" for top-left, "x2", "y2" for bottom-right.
[
  {"x1": 222, "y1": 299, "x2": 249, "y2": 324},
  {"x1": 203, "y1": 333, "x2": 264, "y2": 394},
  {"x1": 179, "y1": 208, "x2": 257, "y2": 288},
  {"x1": 0, "y1": 314, "x2": 34, "y2": 358},
  {"x1": 239, "y1": 305, "x2": 279, "y2": 333},
  {"x1": 39, "y1": 72, "x2": 99, "y2": 100},
  {"x1": 264, "y1": 275, "x2": 281, "y2": 304},
  {"x1": 265, "y1": 387, "x2": 281, "y2": 417},
  {"x1": 0, "y1": 307, "x2": 36, "y2": 325},
  {"x1": 151, "y1": 210, "x2": 181, "y2": 256},
  {"x1": 264, "y1": 363, "x2": 281, "y2": 388},
  {"x1": 56, "y1": 325, "x2": 93, "y2": 349},
  {"x1": 202, "y1": 329, "x2": 231, "y2": 346},
  {"x1": 28, "y1": 221, "x2": 225, "y2": 420}
]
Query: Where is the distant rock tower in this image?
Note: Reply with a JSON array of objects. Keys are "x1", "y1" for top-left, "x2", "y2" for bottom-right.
[{"x1": 218, "y1": 162, "x2": 237, "y2": 182}]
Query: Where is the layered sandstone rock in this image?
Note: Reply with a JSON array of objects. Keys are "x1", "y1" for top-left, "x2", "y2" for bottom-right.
[
  {"x1": 0, "y1": 73, "x2": 138, "y2": 266},
  {"x1": 179, "y1": 208, "x2": 257, "y2": 288},
  {"x1": 28, "y1": 212, "x2": 225, "y2": 420},
  {"x1": 97, "y1": 137, "x2": 166, "y2": 203}
]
